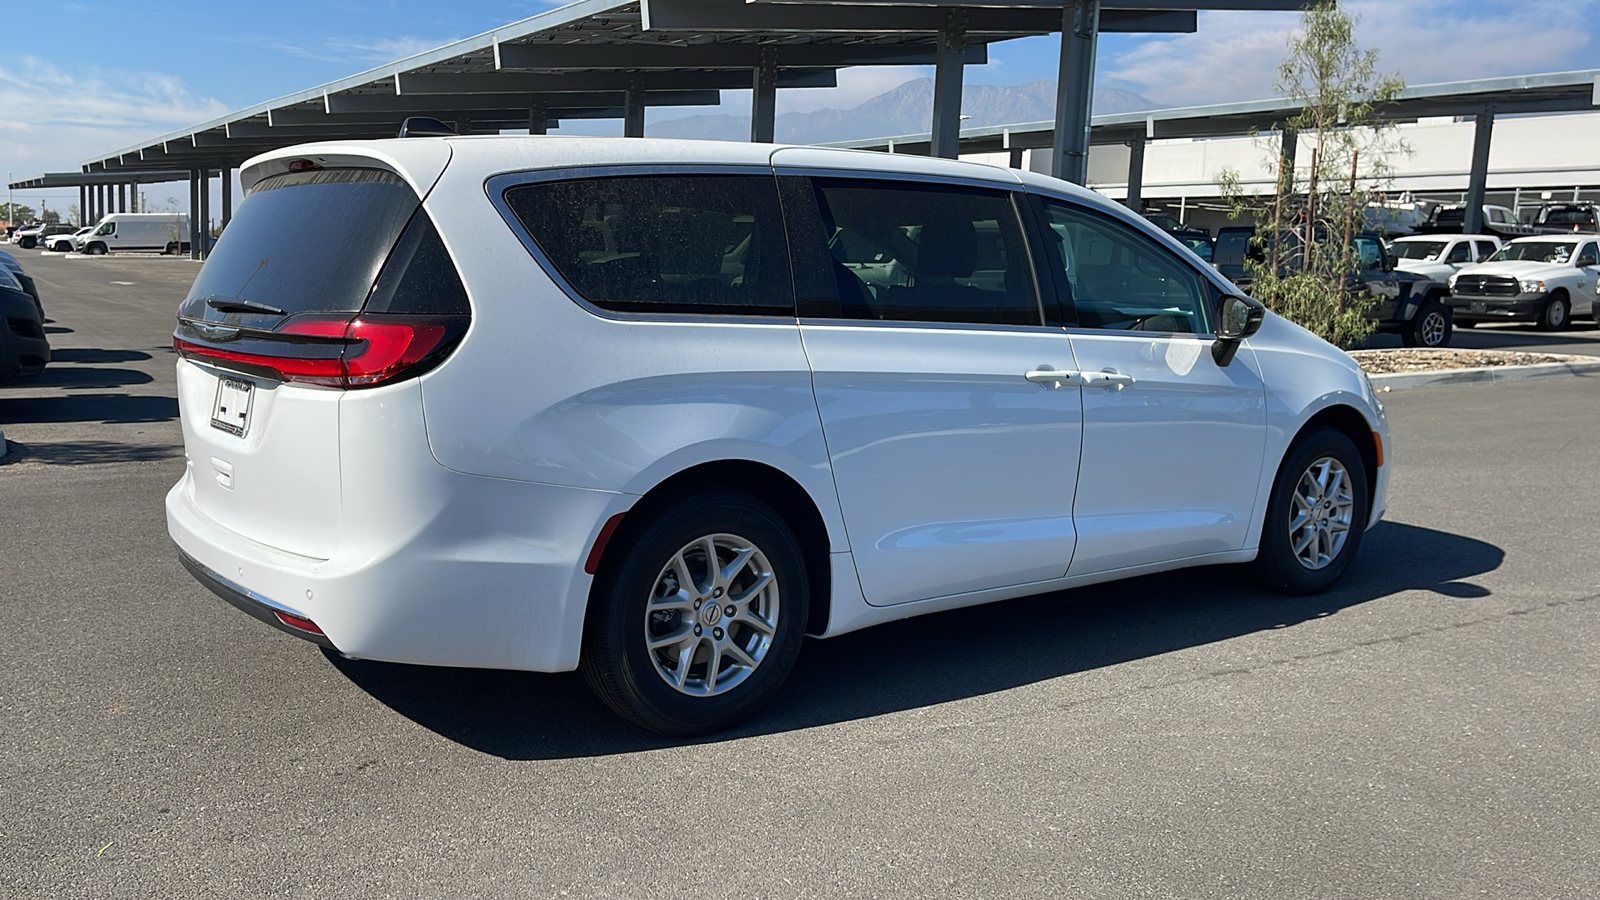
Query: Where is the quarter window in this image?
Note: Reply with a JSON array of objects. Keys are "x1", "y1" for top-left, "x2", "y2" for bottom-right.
[
  {"x1": 1038, "y1": 199, "x2": 1211, "y2": 334},
  {"x1": 503, "y1": 175, "x2": 792, "y2": 316},
  {"x1": 808, "y1": 180, "x2": 1042, "y2": 326}
]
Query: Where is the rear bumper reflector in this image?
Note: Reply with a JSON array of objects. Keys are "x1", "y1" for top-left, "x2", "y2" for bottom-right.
[{"x1": 177, "y1": 548, "x2": 335, "y2": 649}]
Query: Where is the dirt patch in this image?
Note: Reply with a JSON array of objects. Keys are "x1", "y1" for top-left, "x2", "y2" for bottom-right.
[{"x1": 1349, "y1": 348, "x2": 1590, "y2": 375}]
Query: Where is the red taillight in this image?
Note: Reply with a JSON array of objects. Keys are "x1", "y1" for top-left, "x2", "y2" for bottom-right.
[
  {"x1": 174, "y1": 315, "x2": 457, "y2": 389},
  {"x1": 274, "y1": 611, "x2": 324, "y2": 634}
]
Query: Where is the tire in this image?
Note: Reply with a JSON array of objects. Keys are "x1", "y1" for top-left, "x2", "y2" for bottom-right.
[
  {"x1": 580, "y1": 490, "x2": 810, "y2": 736},
  {"x1": 164, "y1": 242, "x2": 179, "y2": 256},
  {"x1": 85, "y1": 242, "x2": 107, "y2": 256},
  {"x1": 1538, "y1": 293, "x2": 1570, "y2": 331},
  {"x1": 1400, "y1": 297, "x2": 1452, "y2": 348},
  {"x1": 1255, "y1": 428, "x2": 1371, "y2": 595}
]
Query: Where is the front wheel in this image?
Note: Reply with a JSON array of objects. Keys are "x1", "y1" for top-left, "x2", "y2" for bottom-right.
[
  {"x1": 1255, "y1": 428, "x2": 1371, "y2": 595},
  {"x1": 1401, "y1": 298, "x2": 1452, "y2": 348},
  {"x1": 580, "y1": 490, "x2": 810, "y2": 736},
  {"x1": 85, "y1": 242, "x2": 107, "y2": 255},
  {"x1": 1538, "y1": 293, "x2": 1570, "y2": 331}
]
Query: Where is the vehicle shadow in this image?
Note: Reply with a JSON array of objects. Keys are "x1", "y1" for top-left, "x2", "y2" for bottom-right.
[
  {"x1": 0, "y1": 439, "x2": 181, "y2": 466},
  {"x1": 21, "y1": 366, "x2": 154, "y2": 389},
  {"x1": 48, "y1": 348, "x2": 154, "y2": 364},
  {"x1": 0, "y1": 393, "x2": 177, "y2": 424},
  {"x1": 329, "y1": 520, "x2": 1503, "y2": 760},
  {"x1": 1362, "y1": 324, "x2": 1600, "y2": 353}
]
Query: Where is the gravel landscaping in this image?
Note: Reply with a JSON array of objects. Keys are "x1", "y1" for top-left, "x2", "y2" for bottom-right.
[{"x1": 1348, "y1": 348, "x2": 1590, "y2": 375}]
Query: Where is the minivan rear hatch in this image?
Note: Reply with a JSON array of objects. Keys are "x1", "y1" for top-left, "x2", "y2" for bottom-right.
[{"x1": 172, "y1": 165, "x2": 468, "y2": 558}]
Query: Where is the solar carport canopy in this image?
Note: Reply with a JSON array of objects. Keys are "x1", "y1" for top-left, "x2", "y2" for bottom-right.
[{"x1": 78, "y1": 0, "x2": 1314, "y2": 173}]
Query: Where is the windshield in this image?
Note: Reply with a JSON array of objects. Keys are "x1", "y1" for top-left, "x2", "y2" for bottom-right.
[
  {"x1": 1392, "y1": 241, "x2": 1446, "y2": 260},
  {"x1": 1490, "y1": 241, "x2": 1577, "y2": 264},
  {"x1": 1542, "y1": 209, "x2": 1595, "y2": 225}
]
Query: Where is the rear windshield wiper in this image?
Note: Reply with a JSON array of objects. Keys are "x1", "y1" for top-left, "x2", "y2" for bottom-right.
[{"x1": 205, "y1": 295, "x2": 286, "y2": 316}]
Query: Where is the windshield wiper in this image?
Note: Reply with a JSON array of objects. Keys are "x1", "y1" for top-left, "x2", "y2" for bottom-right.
[{"x1": 205, "y1": 295, "x2": 286, "y2": 316}]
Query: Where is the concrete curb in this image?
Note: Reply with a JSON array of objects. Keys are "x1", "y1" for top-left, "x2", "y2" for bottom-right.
[{"x1": 1368, "y1": 358, "x2": 1600, "y2": 390}]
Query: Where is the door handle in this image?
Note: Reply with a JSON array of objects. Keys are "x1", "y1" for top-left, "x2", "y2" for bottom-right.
[
  {"x1": 1024, "y1": 368, "x2": 1085, "y2": 387},
  {"x1": 1083, "y1": 371, "x2": 1136, "y2": 388}
]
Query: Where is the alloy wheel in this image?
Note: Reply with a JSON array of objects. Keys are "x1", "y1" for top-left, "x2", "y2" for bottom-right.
[
  {"x1": 643, "y1": 533, "x2": 780, "y2": 697},
  {"x1": 1419, "y1": 310, "x2": 1448, "y2": 346},
  {"x1": 1289, "y1": 456, "x2": 1355, "y2": 570}
]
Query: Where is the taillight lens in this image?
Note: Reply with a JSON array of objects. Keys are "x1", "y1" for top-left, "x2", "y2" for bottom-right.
[{"x1": 173, "y1": 314, "x2": 465, "y2": 389}]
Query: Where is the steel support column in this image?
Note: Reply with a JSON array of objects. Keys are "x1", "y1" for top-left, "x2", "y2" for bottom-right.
[
  {"x1": 1278, "y1": 126, "x2": 1298, "y2": 195},
  {"x1": 623, "y1": 76, "x2": 646, "y2": 137},
  {"x1": 118, "y1": 184, "x2": 127, "y2": 214},
  {"x1": 930, "y1": 10, "x2": 968, "y2": 159},
  {"x1": 1051, "y1": 0, "x2": 1100, "y2": 183},
  {"x1": 1464, "y1": 108, "x2": 1495, "y2": 234},
  {"x1": 130, "y1": 178, "x2": 139, "y2": 214},
  {"x1": 1125, "y1": 135, "x2": 1146, "y2": 211},
  {"x1": 751, "y1": 48, "x2": 778, "y2": 143},
  {"x1": 528, "y1": 102, "x2": 548, "y2": 135},
  {"x1": 189, "y1": 170, "x2": 202, "y2": 260},
  {"x1": 199, "y1": 169, "x2": 212, "y2": 260},
  {"x1": 220, "y1": 168, "x2": 233, "y2": 230}
]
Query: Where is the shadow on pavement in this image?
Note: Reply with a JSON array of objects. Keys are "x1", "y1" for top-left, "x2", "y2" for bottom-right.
[
  {"x1": 23, "y1": 366, "x2": 154, "y2": 389},
  {"x1": 0, "y1": 393, "x2": 177, "y2": 424},
  {"x1": 43, "y1": 325, "x2": 73, "y2": 335},
  {"x1": 0, "y1": 440, "x2": 181, "y2": 466},
  {"x1": 330, "y1": 520, "x2": 1503, "y2": 760},
  {"x1": 49, "y1": 348, "x2": 154, "y2": 364}
]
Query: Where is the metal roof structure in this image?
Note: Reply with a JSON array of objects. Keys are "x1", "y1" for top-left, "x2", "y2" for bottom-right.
[
  {"x1": 835, "y1": 68, "x2": 1600, "y2": 233},
  {"x1": 8, "y1": 0, "x2": 1313, "y2": 255}
]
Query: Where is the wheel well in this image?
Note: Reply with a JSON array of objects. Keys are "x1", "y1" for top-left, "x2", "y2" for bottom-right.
[
  {"x1": 1294, "y1": 406, "x2": 1379, "y2": 509},
  {"x1": 1550, "y1": 288, "x2": 1569, "y2": 299},
  {"x1": 599, "y1": 461, "x2": 833, "y2": 636}
]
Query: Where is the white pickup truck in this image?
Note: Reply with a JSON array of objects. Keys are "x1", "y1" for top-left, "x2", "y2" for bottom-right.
[{"x1": 1447, "y1": 235, "x2": 1600, "y2": 330}]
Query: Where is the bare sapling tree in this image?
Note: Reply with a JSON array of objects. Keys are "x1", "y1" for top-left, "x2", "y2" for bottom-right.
[{"x1": 1216, "y1": 1, "x2": 1405, "y2": 349}]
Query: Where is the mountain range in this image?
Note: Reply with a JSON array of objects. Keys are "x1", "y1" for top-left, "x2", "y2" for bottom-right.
[{"x1": 648, "y1": 79, "x2": 1155, "y2": 144}]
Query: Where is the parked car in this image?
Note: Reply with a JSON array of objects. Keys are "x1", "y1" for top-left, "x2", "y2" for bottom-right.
[
  {"x1": 1530, "y1": 202, "x2": 1599, "y2": 234},
  {"x1": 80, "y1": 213, "x2": 190, "y2": 255},
  {"x1": 1213, "y1": 225, "x2": 1454, "y2": 347},
  {"x1": 1417, "y1": 204, "x2": 1532, "y2": 239},
  {"x1": 47, "y1": 226, "x2": 94, "y2": 253},
  {"x1": 15, "y1": 222, "x2": 76, "y2": 249},
  {"x1": 0, "y1": 264, "x2": 49, "y2": 382},
  {"x1": 167, "y1": 138, "x2": 1389, "y2": 735},
  {"x1": 1388, "y1": 234, "x2": 1501, "y2": 281},
  {"x1": 1447, "y1": 234, "x2": 1600, "y2": 330},
  {"x1": 0, "y1": 249, "x2": 43, "y2": 320},
  {"x1": 1170, "y1": 227, "x2": 1215, "y2": 263}
]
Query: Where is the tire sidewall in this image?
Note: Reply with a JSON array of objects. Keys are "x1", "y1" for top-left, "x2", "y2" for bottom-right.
[
  {"x1": 1542, "y1": 294, "x2": 1569, "y2": 330},
  {"x1": 583, "y1": 491, "x2": 809, "y2": 735},
  {"x1": 1257, "y1": 428, "x2": 1371, "y2": 595}
]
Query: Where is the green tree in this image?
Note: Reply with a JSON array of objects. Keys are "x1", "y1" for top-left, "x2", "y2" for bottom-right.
[
  {"x1": 1216, "y1": 1, "x2": 1405, "y2": 349},
  {"x1": 0, "y1": 202, "x2": 37, "y2": 224}
]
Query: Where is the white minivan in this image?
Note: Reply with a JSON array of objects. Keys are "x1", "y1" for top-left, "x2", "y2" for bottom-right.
[
  {"x1": 167, "y1": 137, "x2": 1389, "y2": 735},
  {"x1": 81, "y1": 212, "x2": 189, "y2": 255}
]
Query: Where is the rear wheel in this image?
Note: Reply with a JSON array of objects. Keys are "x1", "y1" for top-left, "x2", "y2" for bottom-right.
[
  {"x1": 1255, "y1": 428, "x2": 1370, "y2": 595},
  {"x1": 164, "y1": 242, "x2": 179, "y2": 255},
  {"x1": 1538, "y1": 293, "x2": 1570, "y2": 331},
  {"x1": 580, "y1": 490, "x2": 809, "y2": 736},
  {"x1": 85, "y1": 242, "x2": 107, "y2": 255}
]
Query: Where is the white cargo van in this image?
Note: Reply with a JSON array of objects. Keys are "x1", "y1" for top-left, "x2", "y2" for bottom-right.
[{"x1": 81, "y1": 213, "x2": 190, "y2": 255}]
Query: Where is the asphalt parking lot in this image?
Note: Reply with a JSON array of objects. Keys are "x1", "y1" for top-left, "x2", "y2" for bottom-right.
[{"x1": 3, "y1": 252, "x2": 1598, "y2": 899}]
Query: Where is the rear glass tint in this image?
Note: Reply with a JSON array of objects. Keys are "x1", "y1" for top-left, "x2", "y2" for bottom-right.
[
  {"x1": 184, "y1": 168, "x2": 419, "y2": 322},
  {"x1": 503, "y1": 175, "x2": 793, "y2": 316}
]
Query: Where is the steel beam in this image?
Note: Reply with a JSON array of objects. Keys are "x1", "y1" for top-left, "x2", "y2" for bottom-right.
[
  {"x1": 496, "y1": 41, "x2": 987, "y2": 69},
  {"x1": 327, "y1": 89, "x2": 719, "y2": 114},
  {"x1": 1125, "y1": 135, "x2": 1145, "y2": 210},
  {"x1": 643, "y1": 0, "x2": 1193, "y2": 31},
  {"x1": 396, "y1": 68, "x2": 835, "y2": 95},
  {"x1": 1464, "y1": 109, "x2": 1495, "y2": 234},
  {"x1": 743, "y1": 0, "x2": 1303, "y2": 10},
  {"x1": 751, "y1": 48, "x2": 778, "y2": 142},
  {"x1": 930, "y1": 11, "x2": 967, "y2": 159},
  {"x1": 1051, "y1": 0, "x2": 1099, "y2": 183}
]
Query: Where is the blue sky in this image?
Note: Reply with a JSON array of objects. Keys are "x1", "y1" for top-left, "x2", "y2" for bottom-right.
[{"x1": 3, "y1": 0, "x2": 1599, "y2": 205}]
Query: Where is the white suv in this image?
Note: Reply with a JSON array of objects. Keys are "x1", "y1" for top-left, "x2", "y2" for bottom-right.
[{"x1": 167, "y1": 137, "x2": 1390, "y2": 735}]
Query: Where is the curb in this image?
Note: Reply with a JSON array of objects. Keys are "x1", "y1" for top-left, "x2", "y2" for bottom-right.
[{"x1": 1368, "y1": 358, "x2": 1600, "y2": 390}]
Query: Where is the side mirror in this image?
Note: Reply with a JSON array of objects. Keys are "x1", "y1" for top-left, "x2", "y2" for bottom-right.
[{"x1": 1213, "y1": 294, "x2": 1266, "y2": 366}]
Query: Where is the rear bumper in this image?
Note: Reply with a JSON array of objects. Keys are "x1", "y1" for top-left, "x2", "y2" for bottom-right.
[{"x1": 178, "y1": 549, "x2": 335, "y2": 648}]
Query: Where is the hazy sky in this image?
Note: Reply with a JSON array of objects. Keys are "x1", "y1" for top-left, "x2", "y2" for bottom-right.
[{"x1": 3, "y1": 0, "x2": 1598, "y2": 201}]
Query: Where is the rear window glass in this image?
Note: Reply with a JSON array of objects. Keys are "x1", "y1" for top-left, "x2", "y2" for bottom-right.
[
  {"x1": 503, "y1": 175, "x2": 792, "y2": 316},
  {"x1": 185, "y1": 168, "x2": 419, "y2": 321}
]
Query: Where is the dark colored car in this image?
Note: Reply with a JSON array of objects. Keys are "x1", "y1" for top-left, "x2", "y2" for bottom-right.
[
  {"x1": 1417, "y1": 204, "x2": 1532, "y2": 239},
  {"x1": 1210, "y1": 225, "x2": 1453, "y2": 347},
  {"x1": 1532, "y1": 203, "x2": 1600, "y2": 234},
  {"x1": 0, "y1": 276, "x2": 49, "y2": 382}
]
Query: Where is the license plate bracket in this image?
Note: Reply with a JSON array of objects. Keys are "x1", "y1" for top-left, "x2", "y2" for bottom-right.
[{"x1": 211, "y1": 377, "x2": 254, "y2": 436}]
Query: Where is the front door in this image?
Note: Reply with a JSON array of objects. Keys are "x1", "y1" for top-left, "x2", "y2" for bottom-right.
[
  {"x1": 1033, "y1": 196, "x2": 1268, "y2": 576},
  {"x1": 790, "y1": 175, "x2": 1084, "y2": 607}
]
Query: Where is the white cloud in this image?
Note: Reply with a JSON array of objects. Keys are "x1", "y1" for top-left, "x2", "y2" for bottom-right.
[
  {"x1": 0, "y1": 57, "x2": 228, "y2": 176},
  {"x1": 1104, "y1": 0, "x2": 1600, "y2": 108}
]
